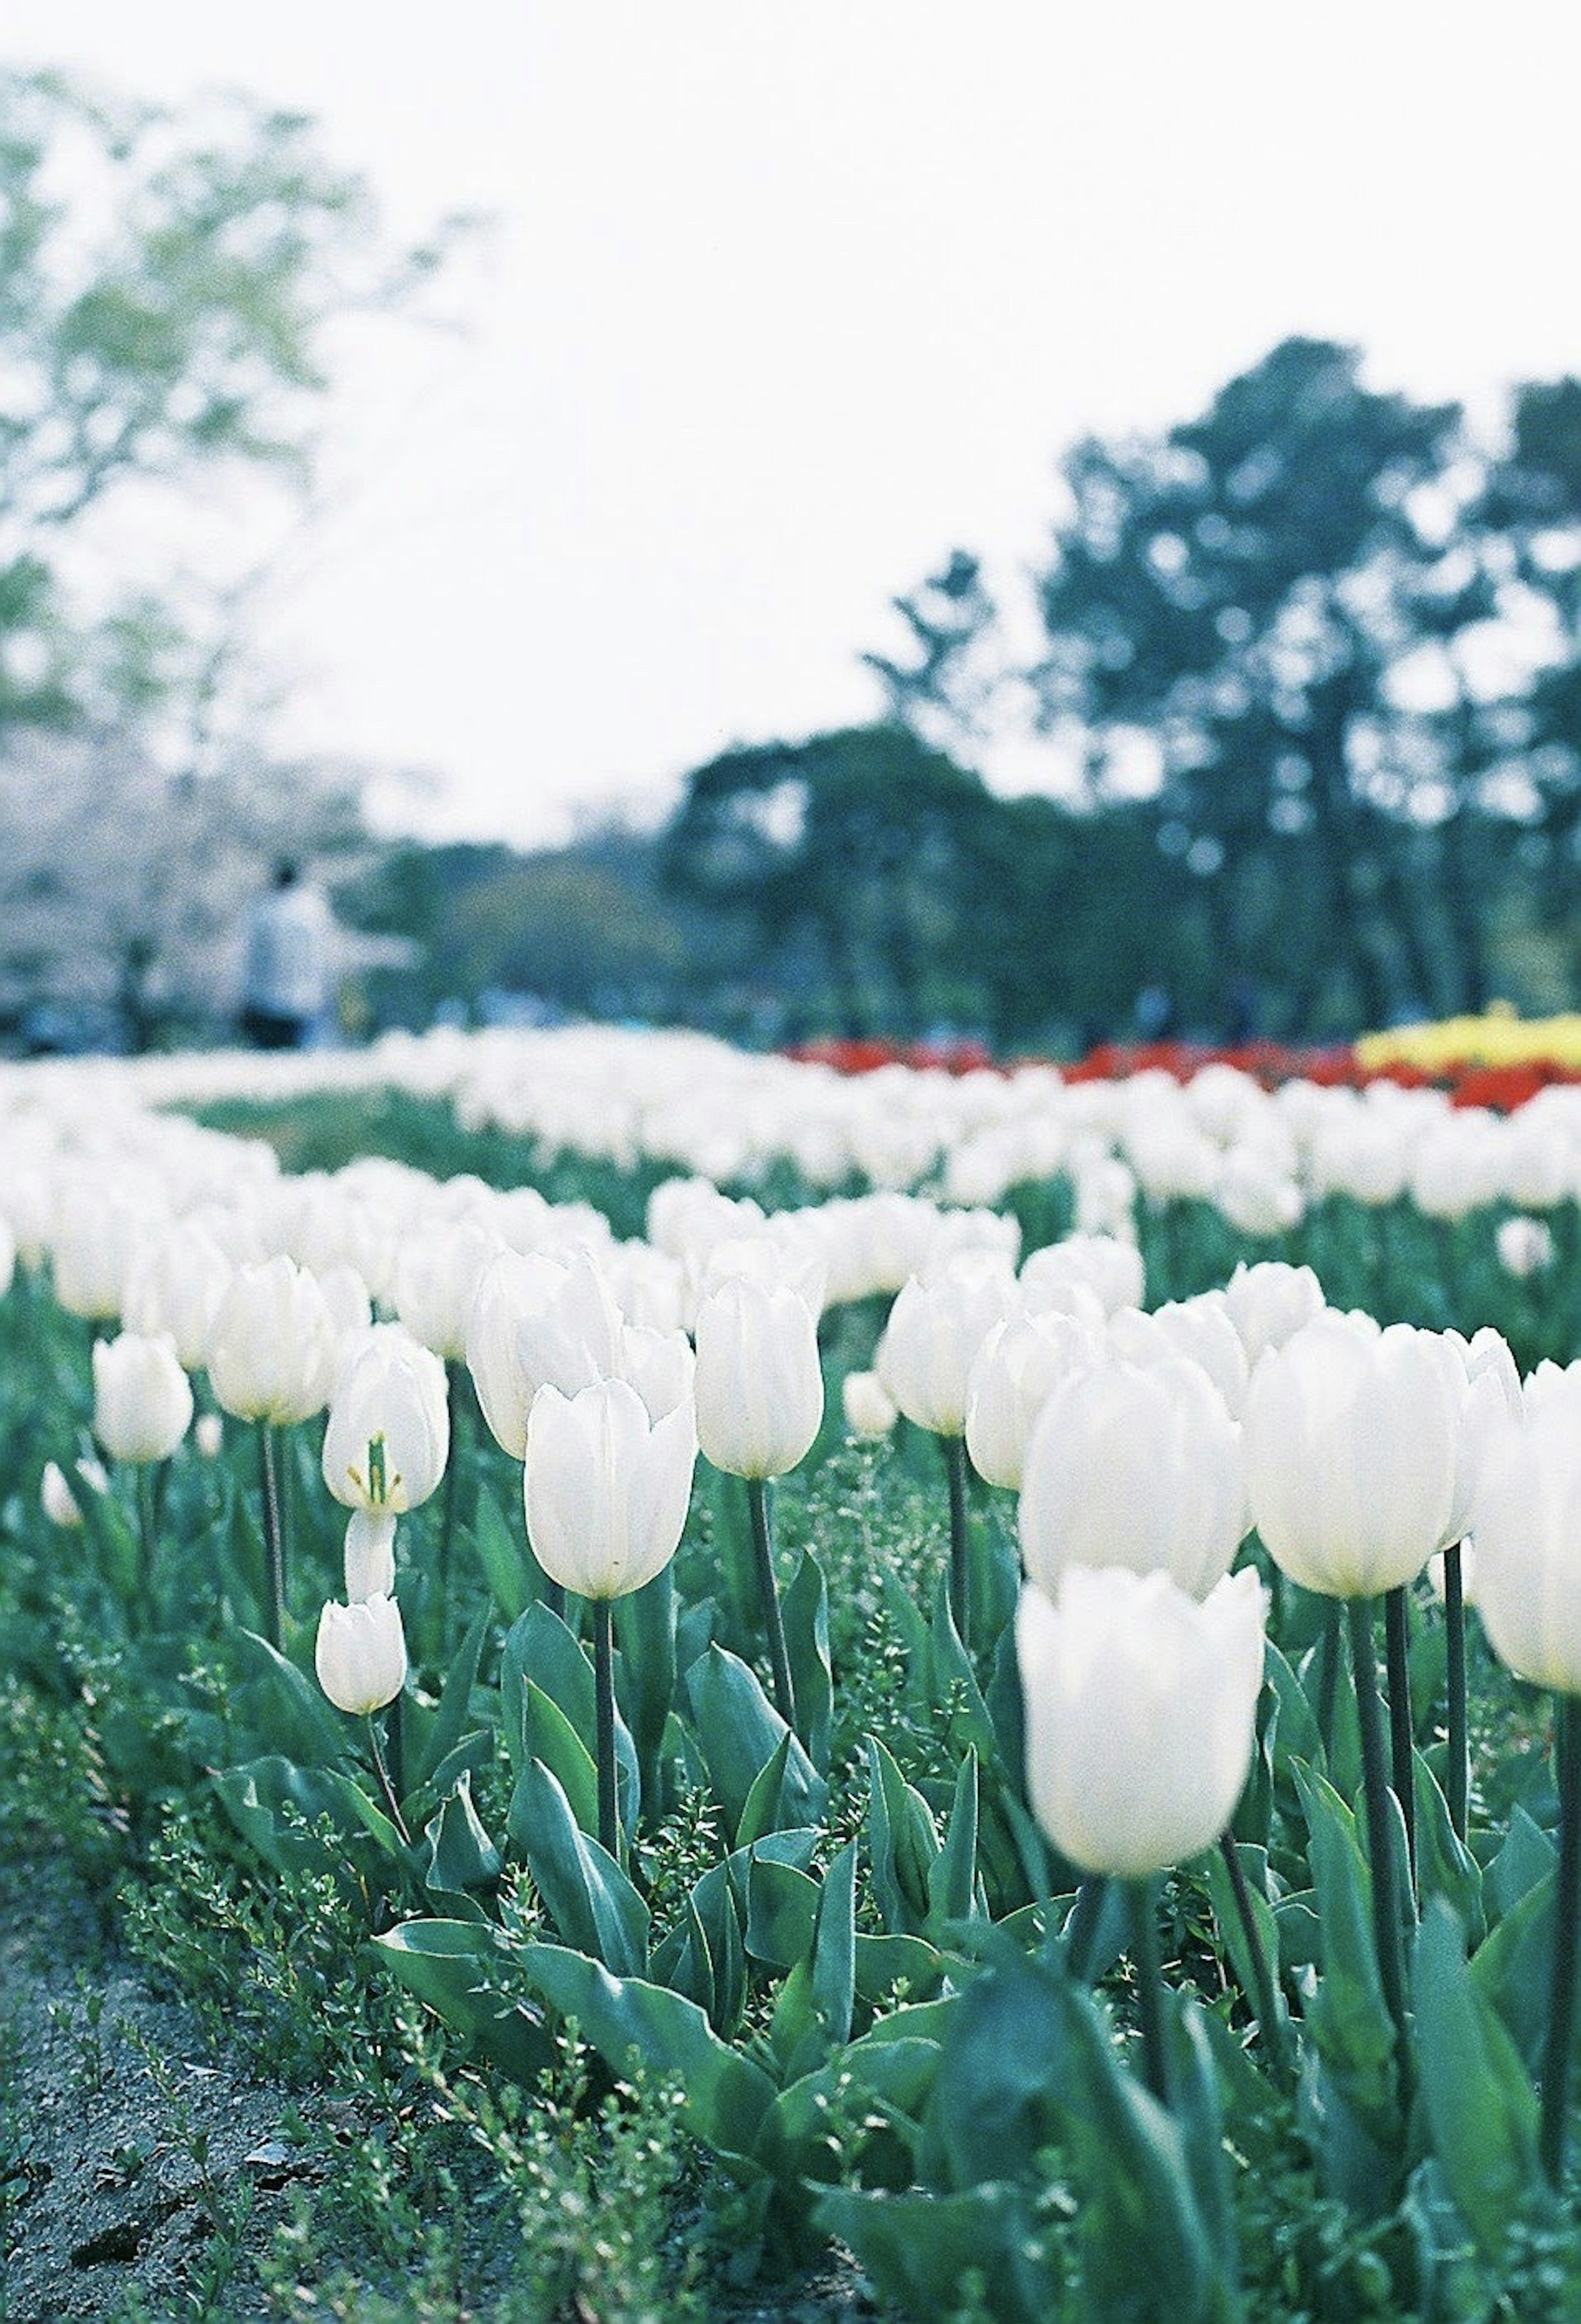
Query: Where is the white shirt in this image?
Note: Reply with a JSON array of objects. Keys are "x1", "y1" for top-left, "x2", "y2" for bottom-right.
[{"x1": 243, "y1": 884, "x2": 334, "y2": 1020}]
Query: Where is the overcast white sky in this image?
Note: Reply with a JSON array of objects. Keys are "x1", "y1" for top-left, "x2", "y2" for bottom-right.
[{"x1": 5, "y1": 3, "x2": 1578, "y2": 850}]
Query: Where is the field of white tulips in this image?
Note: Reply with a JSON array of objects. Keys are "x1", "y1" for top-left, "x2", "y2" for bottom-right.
[{"x1": 6, "y1": 1022, "x2": 1581, "y2": 2321}]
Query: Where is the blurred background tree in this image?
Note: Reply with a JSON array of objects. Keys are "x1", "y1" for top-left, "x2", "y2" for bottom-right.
[
  {"x1": 0, "y1": 68, "x2": 459, "y2": 1048},
  {"x1": 870, "y1": 339, "x2": 1581, "y2": 1042}
]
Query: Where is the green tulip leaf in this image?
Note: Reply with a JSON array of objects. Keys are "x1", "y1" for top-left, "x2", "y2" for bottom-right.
[
  {"x1": 928, "y1": 1749, "x2": 981, "y2": 1931},
  {"x1": 1412, "y1": 1752, "x2": 1483, "y2": 1944},
  {"x1": 470, "y1": 1486, "x2": 533, "y2": 1622},
  {"x1": 513, "y1": 1757, "x2": 649, "y2": 1977},
  {"x1": 745, "y1": 1853, "x2": 820, "y2": 1968},
  {"x1": 816, "y1": 2182, "x2": 1049, "y2": 2324},
  {"x1": 1414, "y1": 1897, "x2": 1540, "y2": 2261},
  {"x1": 515, "y1": 1680, "x2": 599, "y2": 1840},
  {"x1": 229, "y1": 1628, "x2": 352, "y2": 1769},
  {"x1": 1485, "y1": 1805, "x2": 1558, "y2": 1924},
  {"x1": 1205, "y1": 1841, "x2": 1290, "y2": 2050},
  {"x1": 403, "y1": 1608, "x2": 490, "y2": 1792},
  {"x1": 781, "y1": 1551, "x2": 832, "y2": 1774},
  {"x1": 866, "y1": 1735, "x2": 940, "y2": 1937},
  {"x1": 683, "y1": 1643, "x2": 827, "y2": 1840},
  {"x1": 421, "y1": 1767, "x2": 502, "y2": 1897},
  {"x1": 613, "y1": 1562, "x2": 676, "y2": 1813},
  {"x1": 373, "y1": 1917, "x2": 553, "y2": 2085},
  {"x1": 1469, "y1": 1872, "x2": 1556, "y2": 2074},
  {"x1": 519, "y1": 1939, "x2": 777, "y2": 2171},
  {"x1": 810, "y1": 1837, "x2": 857, "y2": 2054}
]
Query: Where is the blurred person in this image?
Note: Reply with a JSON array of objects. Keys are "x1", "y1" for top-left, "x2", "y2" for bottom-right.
[{"x1": 239, "y1": 859, "x2": 335, "y2": 1050}]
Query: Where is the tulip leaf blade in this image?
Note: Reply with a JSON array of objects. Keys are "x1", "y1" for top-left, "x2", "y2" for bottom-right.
[
  {"x1": 421, "y1": 1766, "x2": 503, "y2": 1899},
  {"x1": 373, "y1": 1917, "x2": 554, "y2": 2086},
  {"x1": 781, "y1": 1550, "x2": 832, "y2": 1774},
  {"x1": 229, "y1": 1627, "x2": 354, "y2": 1769},
  {"x1": 928, "y1": 1749, "x2": 981, "y2": 1932},
  {"x1": 518, "y1": 1939, "x2": 778, "y2": 2172},
  {"x1": 1413, "y1": 1896, "x2": 1540, "y2": 2261},
  {"x1": 1411, "y1": 1751, "x2": 1483, "y2": 1944},
  {"x1": 682, "y1": 1643, "x2": 827, "y2": 1842},
  {"x1": 514, "y1": 1679, "x2": 599, "y2": 1841},
  {"x1": 745, "y1": 1853, "x2": 820, "y2": 1968},
  {"x1": 815, "y1": 2182, "x2": 1049, "y2": 2324},
  {"x1": 513, "y1": 1757, "x2": 649, "y2": 1978},
  {"x1": 405, "y1": 1606, "x2": 490, "y2": 1792},
  {"x1": 469, "y1": 1486, "x2": 532, "y2": 1623},
  {"x1": 811, "y1": 1836, "x2": 857, "y2": 2054},
  {"x1": 865, "y1": 1734, "x2": 940, "y2": 1937}
]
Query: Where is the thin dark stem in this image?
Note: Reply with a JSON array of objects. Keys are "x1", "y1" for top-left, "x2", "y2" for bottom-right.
[
  {"x1": 1444, "y1": 1542, "x2": 1468, "y2": 1843},
  {"x1": 258, "y1": 1419, "x2": 285, "y2": 1650},
  {"x1": 1130, "y1": 1877, "x2": 1171, "y2": 2107},
  {"x1": 135, "y1": 1463, "x2": 158, "y2": 1618},
  {"x1": 366, "y1": 1712, "x2": 412, "y2": 1847},
  {"x1": 1217, "y1": 1833, "x2": 1292, "y2": 2086},
  {"x1": 1541, "y1": 1698, "x2": 1581, "y2": 2187},
  {"x1": 746, "y1": 1476, "x2": 796, "y2": 1728},
  {"x1": 944, "y1": 1434, "x2": 971, "y2": 1649},
  {"x1": 594, "y1": 1598, "x2": 618, "y2": 1859},
  {"x1": 1348, "y1": 1596, "x2": 1409, "y2": 2050},
  {"x1": 1384, "y1": 1585, "x2": 1417, "y2": 1882},
  {"x1": 440, "y1": 1361, "x2": 463, "y2": 1650},
  {"x1": 1064, "y1": 1876, "x2": 1109, "y2": 1983},
  {"x1": 385, "y1": 1689, "x2": 406, "y2": 1803},
  {"x1": 1315, "y1": 1597, "x2": 1343, "y2": 1765}
]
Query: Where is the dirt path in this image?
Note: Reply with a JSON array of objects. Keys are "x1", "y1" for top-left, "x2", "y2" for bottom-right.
[{"x1": 0, "y1": 1853, "x2": 301, "y2": 2322}]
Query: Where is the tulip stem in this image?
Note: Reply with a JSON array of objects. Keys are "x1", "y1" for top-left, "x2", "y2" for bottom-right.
[
  {"x1": 944, "y1": 1433, "x2": 971, "y2": 1648},
  {"x1": 1444, "y1": 1542, "x2": 1468, "y2": 1843},
  {"x1": 135, "y1": 1463, "x2": 158, "y2": 1616},
  {"x1": 1315, "y1": 1598, "x2": 1343, "y2": 1766},
  {"x1": 257, "y1": 1419, "x2": 286, "y2": 1650},
  {"x1": 366, "y1": 1712, "x2": 412, "y2": 1848},
  {"x1": 1129, "y1": 1878, "x2": 1171, "y2": 2107},
  {"x1": 746, "y1": 1476, "x2": 796, "y2": 1729},
  {"x1": 1348, "y1": 1596, "x2": 1409, "y2": 2051},
  {"x1": 1064, "y1": 1876, "x2": 1109, "y2": 1983},
  {"x1": 1384, "y1": 1585, "x2": 1417, "y2": 1882},
  {"x1": 1541, "y1": 1697, "x2": 1581, "y2": 2186},
  {"x1": 593, "y1": 1597, "x2": 618, "y2": 1859},
  {"x1": 440, "y1": 1361, "x2": 463, "y2": 1651},
  {"x1": 1217, "y1": 1833, "x2": 1292, "y2": 2086}
]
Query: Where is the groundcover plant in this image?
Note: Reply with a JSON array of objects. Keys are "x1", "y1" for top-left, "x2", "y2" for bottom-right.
[{"x1": 5, "y1": 1024, "x2": 1581, "y2": 2318}]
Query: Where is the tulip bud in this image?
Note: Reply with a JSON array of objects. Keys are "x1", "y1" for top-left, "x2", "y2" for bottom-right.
[
  {"x1": 875, "y1": 1252, "x2": 1018, "y2": 1438},
  {"x1": 694, "y1": 1278, "x2": 823, "y2": 1480},
  {"x1": 194, "y1": 1412, "x2": 224, "y2": 1460},
  {"x1": 965, "y1": 1307, "x2": 1103, "y2": 1491},
  {"x1": 208, "y1": 1255, "x2": 340, "y2": 1425},
  {"x1": 466, "y1": 1249, "x2": 624, "y2": 1459},
  {"x1": 92, "y1": 1332, "x2": 194, "y2": 1465},
  {"x1": 1469, "y1": 1405, "x2": 1581, "y2": 1692},
  {"x1": 322, "y1": 1325, "x2": 449, "y2": 1514},
  {"x1": 1243, "y1": 1310, "x2": 1460, "y2": 1598},
  {"x1": 314, "y1": 1594, "x2": 408, "y2": 1715},
  {"x1": 1019, "y1": 1354, "x2": 1247, "y2": 1599},
  {"x1": 41, "y1": 1459, "x2": 87, "y2": 1526},
  {"x1": 524, "y1": 1377, "x2": 696, "y2": 1601},
  {"x1": 842, "y1": 1368, "x2": 898, "y2": 1439},
  {"x1": 1221, "y1": 1260, "x2": 1325, "y2": 1370},
  {"x1": 1495, "y1": 1215, "x2": 1555, "y2": 1280},
  {"x1": 1017, "y1": 1566, "x2": 1266, "y2": 1879}
]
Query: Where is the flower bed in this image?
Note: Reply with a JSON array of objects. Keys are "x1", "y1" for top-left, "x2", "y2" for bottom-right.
[{"x1": 3, "y1": 1025, "x2": 1581, "y2": 2316}]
